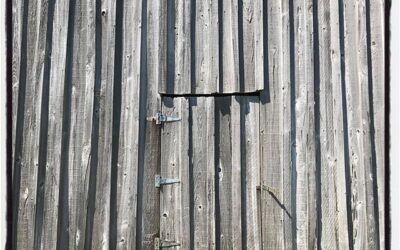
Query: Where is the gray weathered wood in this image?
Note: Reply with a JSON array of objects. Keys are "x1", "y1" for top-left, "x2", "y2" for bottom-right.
[
  {"x1": 194, "y1": 0, "x2": 219, "y2": 94},
  {"x1": 242, "y1": 96, "x2": 260, "y2": 249},
  {"x1": 369, "y1": 1, "x2": 385, "y2": 248},
  {"x1": 293, "y1": 0, "x2": 317, "y2": 248},
  {"x1": 113, "y1": 0, "x2": 143, "y2": 247},
  {"x1": 41, "y1": 0, "x2": 70, "y2": 248},
  {"x1": 191, "y1": 97, "x2": 216, "y2": 249},
  {"x1": 140, "y1": 0, "x2": 164, "y2": 248},
  {"x1": 15, "y1": 0, "x2": 48, "y2": 248},
  {"x1": 11, "y1": 0, "x2": 23, "y2": 179},
  {"x1": 216, "y1": 97, "x2": 242, "y2": 249},
  {"x1": 281, "y1": 0, "x2": 294, "y2": 248},
  {"x1": 242, "y1": 0, "x2": 264, "y2": 93},
  {"x1": 67, "y1": 0, "x2": 96, "y2": 247},
  {"x1": 91, "y1": 0, "x2": 117, "y2": 247},
  {"x1": 318, "y1": 0, "x2": 350, "y2": 248},
  {"x1": 221, "y1": 0, "x2": 239, "y2": 93},
  {"x1": 260, "y1": 0, "x2": 285, "y2": 248},
  {"x1": 343, "y1": 0, "x2": 378, "y2": 248},
  {"x1": 160, "y1": 97, "x2": 190, "y2": 249}
]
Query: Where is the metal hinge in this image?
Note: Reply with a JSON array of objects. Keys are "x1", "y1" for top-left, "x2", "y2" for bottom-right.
[
  {"x1": 154, "y1": 237, "x2": 181, "y2": 249},
  {"x1": 155, "y1": 175, "x2": 180, "y2": 188},
  {"x1": 147, "y1": 112, "x2": 181, "y2": 125}
]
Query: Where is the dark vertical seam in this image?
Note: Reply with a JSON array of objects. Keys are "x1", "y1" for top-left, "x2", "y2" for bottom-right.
[
  {"x1": 56, "y1": 0, "x2": 76, "y2": 247},
  {"x1": 260, "y1": 0, "x2": 270, "y2": 104},
  {"x1": 166, "y1": 0, "x2": 175, "y2": 94},
  {"x1": 312, "y1": 0, "x2": 322, "y2": 249},
  {"x1": 365, "y1": 0, "x2": 381, "y2": 246},
  {"x1": 239, "y1": 97, "x2": 247, "y2": 249},
  {"x1": 288, "y1": 0, "x2": 297, "y2": 248},
  {"x1": 338, "y1": 0, "x2": 354, "y2": 248},
  {"x1": 214, "y1": 98, "x2": 221, "y2": 250},
  {"x1": 11, "y1": 0, "x2": 29, "y2": 247},
  {"x1": 83, "y1": 0, "x2": 102, "y2": 247},
  {"x1": 109, "y1": 0, "x2": 124, "y2": 247},
  {"x1": 238, "y1": 0, "x2": 244, "y2": 93},
  {"x1": 190, "y1": 0, "x2": 196, "y2": 93},
  {"x1": 384, "y1": 1, "x2": 391, "y2": 249},
  {"x1": 135, "y1": 0, "x2": 148, "y2": 248},
  {"x1": 218, "y1": 0, "x2": 223, "y2": 93},
  {"x1": 6, "y1": 0, "x2": 13, "y2": 244},
  {"x1": 188, "y1": 98, "x2": 195, "y2": 250},
  {"x1": 34, "y1": 0, "x2": 56, "y2": 248}
]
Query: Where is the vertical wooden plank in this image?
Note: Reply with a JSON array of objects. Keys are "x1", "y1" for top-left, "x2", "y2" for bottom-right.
[
  {"x1": 191, "y1": 97, "x2": 215, "y2": 249},
  {"x1": 357, "y1": 1, "x2": 380, "y2": 248},
  {"x1": 241, "y1": 0, "x2": 264, "y2": 92},
  {"x1": 221, "y1": 0, "x2": 239, "y2": 93},
  {"x1": 41, "y1": 0, "x2": 70, "y2": 248},
  {"x1": 216, "y1": 97, "x2": 242, "y2": 249},
  {"x1": 141, "y1": 0, "x2": 164, "y2": 247},
  {"x1": 369, "y1": 1, "x2": 385, "y2": 248},
  {"x1": 241, "y1": 96, "x2": 260, "y2": 249},
  {"x1": 343, "y1": 0, "x2": 378, "y2": 248},
  {"x1": 114, "y1": 0, "x2": 142, "y2": 247},
  {"x1": 91, "y1": 0, "x2": 116, "y2": 247},
  {"x1": 293, "y1": 0, "x2": 317, "y2": 248},
  {"x1": 174, "y1": 0, "x2": 191, "y2": 94},
  {"x1": 67, "y1": 0, "x2": 96, "y2": 246},
  {"x1": 260, "y1": 0, "x2": 285, "y2": 248},
  {"x1": 318, "y1": 0, "x2": 350, "y2": 248},
  {"x1": 194, "y1": 0, "x2": 219, "y2": 93},
  {"x1": 11, "y1": 0, "x2": 23, "y2": 178},
  {"x1": 282, "y1": 0, "x2": 294, "y2": 248},
  {"x1": 159, "y1": 0, "x2": 190, "y2": 94},
  {"x1": 160, "y1": 97, "x2": 190, "y2": 249},
  {"x1": 15, "y1": 0, "x2": 48, "y2": 247}
]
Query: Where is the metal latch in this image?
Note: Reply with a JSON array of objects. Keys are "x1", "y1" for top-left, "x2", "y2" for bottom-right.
[
  {"x1": 154, "y1": 237, "x2": 181, "y2": 249},
  {"x1": 147, "y1": 112, "x2": 181, "y2": 125},
  {"x1": 155, "y1": 175, "x2": 180, "y2": 188}
]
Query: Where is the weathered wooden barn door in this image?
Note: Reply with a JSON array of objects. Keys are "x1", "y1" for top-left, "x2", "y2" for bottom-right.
[{"x1": 157, "y1": 96, "x2": 260, "y2": 249}]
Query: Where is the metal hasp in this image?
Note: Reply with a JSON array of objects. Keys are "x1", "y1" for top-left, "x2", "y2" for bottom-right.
[
  {"x1": 147, "y1": 112, "x2": 181, "y2": 125},
  {"x1": 154, "y1": 238, "x2": 181, "y2": 249},
  {"x1": 155, "y1": 175, "x2": 180, "y2": 188}
]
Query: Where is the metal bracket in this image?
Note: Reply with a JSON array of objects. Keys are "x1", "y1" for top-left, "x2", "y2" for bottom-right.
[
  {"x1": 154, "y1": 237, "x2": 181, "y2": 249},
  {"x1": 155, "y1": 175, "x2": 180, "y2": 188},
  {"x1": 147, "y1": 112, "x2": 181, "y2": 125}
]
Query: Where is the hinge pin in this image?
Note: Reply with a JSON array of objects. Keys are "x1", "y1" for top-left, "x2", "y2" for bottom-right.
[
  {"x1": 147, "y1": 112, "x2": 181, "y2": 125},
  {"x1": 154, "y1": 237, "x2": 181, "y2": 249},
  {"x1": 155, "y1": 175, "x2": 180, "y2": 188}
]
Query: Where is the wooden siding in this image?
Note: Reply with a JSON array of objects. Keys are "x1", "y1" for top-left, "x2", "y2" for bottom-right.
[{"x1": 11, "y1": 0, "x2": 386, "y2": 249}]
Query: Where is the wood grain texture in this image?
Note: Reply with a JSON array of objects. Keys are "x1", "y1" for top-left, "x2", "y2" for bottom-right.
[
  {"x1": 242, "y1": 96, "x2": 260, "y2": 249},
  {"x1": 112, "y1": 0, "x2": 143, "y2": 248},
  {"x1": 140, "y1": 0, "x2": 164, "y2": 247},
  {"x1": 241, "y1": 0, "x2": 264, "y2": 92},
  {"x1": 293, "y1": 0, "x2": 317, "y2": 248},
  {"x1": 343, "y1": 0, "x2": 379, "y2": 248},
  {"x1": 221, "y1": 0, "x2": 239, "y2": 93},
  {"x1": 11, "y1": 0, "x2": 23, "y2": 179},
  {"x1": 191, "y1": 97, "x2": 216, "y2": 249},
  {"x1": 160, "y1": 97, "x2": 191, "y2": 249},
  {"x1": 318, "y1": 0, "x2": 350, "y2": 248},
  {"x1": 11, "y1": 0, "x2": 386, "y2": 248},
  {"x1": 369, "y1": 1, "x2": 385, "y2": 248},
  {"x1": 41, "y1": 0, "x2": 70, "y2": 248},
  {"x1": 90, "y1": 0, "x2": 117, "y2": 247},
  {"x1": 259, "y1": 1, "x2": 284, "y2": 248},
  {"x1": 194, "y1": 0, "x2": 219, "y2": 94},
  {"x1": 216, "y1": 97, "x2": 242, "y2": 249},
  {"x1": 67, "y1": 0, "x2": 96, "y2": 247},
  {"x1": 15, "y1": 0, "x2": 48, "y2": 248}
]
